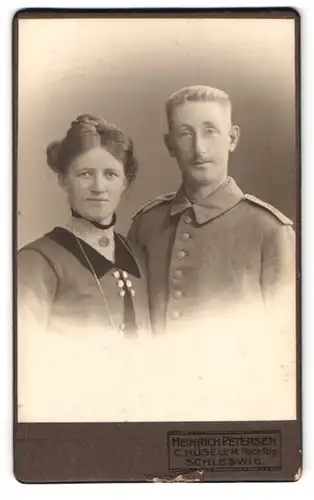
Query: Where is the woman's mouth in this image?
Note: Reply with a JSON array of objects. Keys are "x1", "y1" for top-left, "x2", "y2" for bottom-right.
[{"x1": 87, "y1": 198, "x2": 109, "y2": 203}]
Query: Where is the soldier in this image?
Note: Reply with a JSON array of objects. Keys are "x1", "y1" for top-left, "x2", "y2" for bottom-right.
[{"x1": 128, "y1": 85, "x2": 296, "y2": 339}]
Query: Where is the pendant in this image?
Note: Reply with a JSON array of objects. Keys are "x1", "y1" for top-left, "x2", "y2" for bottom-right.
[{"x1": 99, "y1": 235, "x2": 110, "y2": 247}]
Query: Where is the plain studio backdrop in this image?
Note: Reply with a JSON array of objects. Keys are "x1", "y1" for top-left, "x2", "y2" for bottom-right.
[{"x1": 17, "y1": 17, "x2": 297, "y2": 248}]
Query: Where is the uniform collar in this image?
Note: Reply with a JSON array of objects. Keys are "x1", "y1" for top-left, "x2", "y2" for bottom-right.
[{"x1": 170, "y1": 176, "x2": 244, "y2": 224}]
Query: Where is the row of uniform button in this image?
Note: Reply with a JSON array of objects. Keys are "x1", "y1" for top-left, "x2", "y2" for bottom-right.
[
  {"x1": 177, "y1": 214, "x2": 192, "y2": 258},
  {"x1": 168, "y1": 213, "x2": 193, "y2": 319},
  {"x1": 174, "y1": 216, "x2": 193, "y2": 273}
]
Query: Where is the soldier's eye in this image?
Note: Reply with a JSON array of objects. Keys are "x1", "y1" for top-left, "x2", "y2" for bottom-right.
[
  {"x1": 178, "y1": 129, "x2": 192, "y2": 137},
  {"x1": 204, "y1": 127, "x2": 217, "y2": 135}
]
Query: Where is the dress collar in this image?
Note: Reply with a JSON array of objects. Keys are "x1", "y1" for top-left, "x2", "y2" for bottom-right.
[
  {"x1": 64, "y1": 216, "x2": 115, "y2": 241},
  {"x1": 170, "y1": 177, "x2": 244, "y2": 224},
  {"x1": 62, "y1": 216, "x2": 116, "y2": 263},
  {"x1": 47, "y1": 227, "x2": 141, "y2": 279}
]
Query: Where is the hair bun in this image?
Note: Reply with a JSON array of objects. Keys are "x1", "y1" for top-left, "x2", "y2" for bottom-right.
[
  {"x1": 46, "y1": 140, "x2": 62, "y2": 173},
  {"x1": 73, "y1": 114, "x2": 107, "y2": 129}
]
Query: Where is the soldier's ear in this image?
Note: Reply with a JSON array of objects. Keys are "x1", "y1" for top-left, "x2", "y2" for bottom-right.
[
  {"x1": 164, "y1": 133, "x2": 176, "y2": 158},
  {"x1": 229, "y1": 125, "x2": 240, "y2": 152}
]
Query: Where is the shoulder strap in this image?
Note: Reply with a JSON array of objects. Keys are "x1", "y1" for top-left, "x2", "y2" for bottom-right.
[
  {"x1": 131, "y1": 192, "x2": 176, "y2": 220},
  {"x1": 244, "y1": 194, "x2": 293, "y2": 225}
]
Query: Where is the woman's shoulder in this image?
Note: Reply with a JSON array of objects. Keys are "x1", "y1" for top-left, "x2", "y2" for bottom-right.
[
  {"x1": 18, "y1": 228, "x2": 73, "y2": 272},
  {"x1": 17, "y1": 235, "x2": 60, "y2": 287},
  {"x1": 19, "y1": 230, "x2": 61, "y2": 255}
]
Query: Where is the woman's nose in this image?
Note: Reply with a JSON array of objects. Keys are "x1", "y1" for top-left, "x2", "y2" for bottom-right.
[{"x1": 91, "y1": 173, "x2": 106, "y2": 192}]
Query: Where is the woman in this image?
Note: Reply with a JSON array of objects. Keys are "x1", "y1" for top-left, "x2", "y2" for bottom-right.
[{"x1": 17, "y1": 114, "x2": 151, "y2": 421}]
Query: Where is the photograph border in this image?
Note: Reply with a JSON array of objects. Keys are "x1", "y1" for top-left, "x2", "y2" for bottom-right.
[{"x1": 12, "y1": 7, "x2": 302, "y2": 483}]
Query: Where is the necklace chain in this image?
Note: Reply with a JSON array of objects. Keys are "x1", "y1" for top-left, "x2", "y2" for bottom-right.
[{"x1": 74, "y1": 235, "x2": 123, "y2": 334}]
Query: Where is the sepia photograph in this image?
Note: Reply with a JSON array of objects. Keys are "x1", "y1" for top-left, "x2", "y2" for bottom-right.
[{"x1": 14, "y1": 9, "x2": 301, "y2": 482}]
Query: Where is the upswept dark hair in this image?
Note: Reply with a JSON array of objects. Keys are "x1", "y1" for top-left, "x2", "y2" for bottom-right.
[{"x1": 46, "y1": 114, "x2": 138, "y2": 185}]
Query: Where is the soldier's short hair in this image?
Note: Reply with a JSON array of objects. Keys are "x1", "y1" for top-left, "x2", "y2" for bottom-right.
[{"x1": 165, "y1": 85, "x2": 232, "y2": 128}]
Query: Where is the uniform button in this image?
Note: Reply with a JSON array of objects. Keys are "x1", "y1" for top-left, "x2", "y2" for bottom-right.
[
  {"x1": 173, "y1": 290, "x2": 183, "y2": 299},
  {"x1": 180, "y1": 232, "x2": 191, "y2": 241},
  {"x1": 184, "y1": 215, "x2": 192, "y2": 224},
  {"x1": 171, "y1": 310, "x2": 181, "y2": 319},
  {"x1": 176, "y1": 250, "x2": 186, "y2": 259},
  {"x1": 174, "y1": 269, "x2": 183, "y2": 279}
]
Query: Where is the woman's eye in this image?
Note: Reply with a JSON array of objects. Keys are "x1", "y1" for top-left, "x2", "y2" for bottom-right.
[
  {"x1": 78, "y1": 171, "x2": 91, "y2": 178},
  {"x1": 105, "y1": 171, "x2": 118, "y2": 179}
]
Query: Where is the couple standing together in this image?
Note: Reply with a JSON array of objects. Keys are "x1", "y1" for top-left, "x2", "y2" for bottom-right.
[{"x1": 18, "y1": 85, "x2": 296, "y2": 421}]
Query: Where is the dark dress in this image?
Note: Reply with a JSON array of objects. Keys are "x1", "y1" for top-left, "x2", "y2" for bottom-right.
[{"x1": 17, "y1": 227, "x2": 151, "y2": 422}]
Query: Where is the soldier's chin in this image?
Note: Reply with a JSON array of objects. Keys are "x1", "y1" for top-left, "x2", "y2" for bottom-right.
[{"x1": 187, "y1": 170, "x2": 214, "y2": 185}]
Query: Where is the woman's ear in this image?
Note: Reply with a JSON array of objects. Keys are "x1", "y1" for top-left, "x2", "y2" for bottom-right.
[
  {"x1": 121, "y1": 181, "x2": 130, "y2": 200},
  {"x1": 164, "y1": 133, "x2": 176, "y2": 158},
  {"x1": 122, "y1": 177, "x2": 129, "y2": 194},
  {"x1": 58, "y1": 173, "x2": 68, "y2": 192},
  {"x1": 229, "y1": 125, "x2": 240, "y2": 152}
]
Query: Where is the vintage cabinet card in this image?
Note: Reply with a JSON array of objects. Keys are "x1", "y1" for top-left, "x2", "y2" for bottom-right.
[{"x1": 13, "y1": 8, "x2": 301, "y2": 482}]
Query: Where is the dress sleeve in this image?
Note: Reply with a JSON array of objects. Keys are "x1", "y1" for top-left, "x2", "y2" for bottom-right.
[
  {"x1": 17, "y1": 248, "x2": 59, "y2": 420},
  {"x1": 18, "y1": 248, "x2": 58, "y2": 329}
]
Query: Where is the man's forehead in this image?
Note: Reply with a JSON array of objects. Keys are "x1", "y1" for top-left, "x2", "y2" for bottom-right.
[{"x1": 171, "y1": 100, "x2": 231, "y2": 125}]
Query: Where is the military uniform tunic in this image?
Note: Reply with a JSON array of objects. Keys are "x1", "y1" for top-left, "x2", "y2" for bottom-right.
[
  {"x1": 128, "y1": 177, "x2": 295, "y2": 336},
  {"x1": 127, "y1": 177, "x2": 296, "y2": 420}
]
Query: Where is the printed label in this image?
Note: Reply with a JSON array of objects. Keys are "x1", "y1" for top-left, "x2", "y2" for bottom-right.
[{"x1": 168, "y1": 431, "x2": 281, "y2": 471}]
